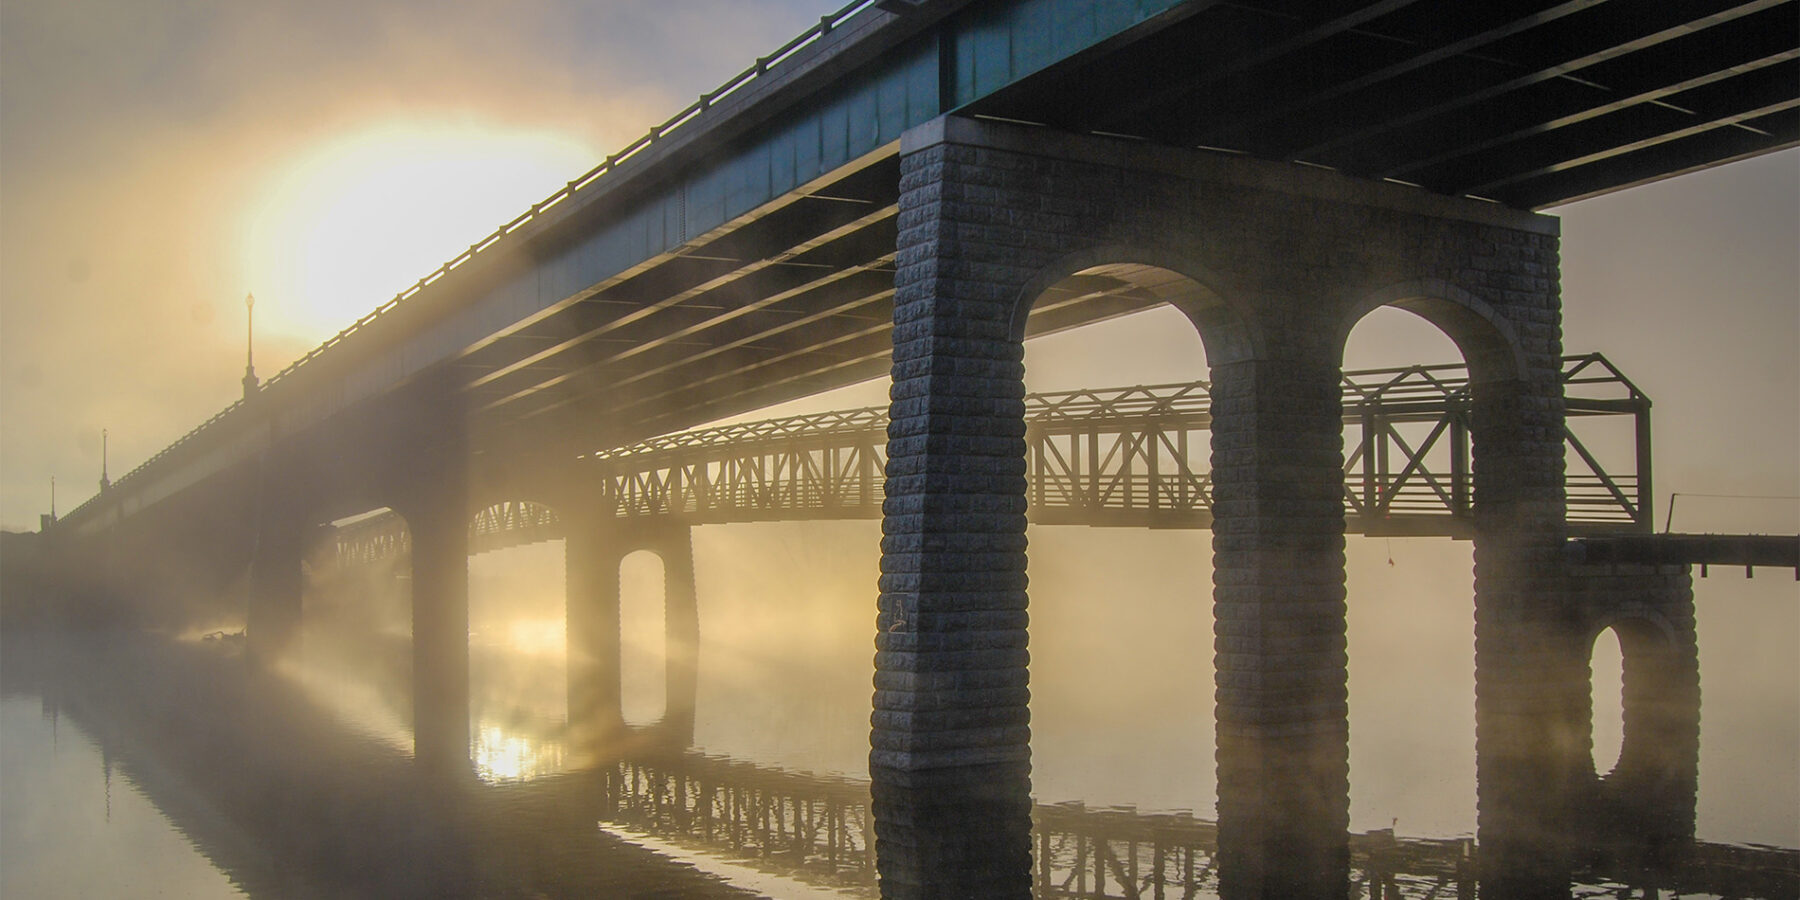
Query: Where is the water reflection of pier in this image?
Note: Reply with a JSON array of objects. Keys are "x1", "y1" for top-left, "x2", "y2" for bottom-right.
[{"x1": 598, "y1": 750, "x2": 1800, "y2": 900}]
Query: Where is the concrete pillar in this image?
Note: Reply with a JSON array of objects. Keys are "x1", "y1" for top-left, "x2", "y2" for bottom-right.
[
  {"x1": 566, "y1": 510, "x2": 626, "y2": 758},
  {"x1": 405, "y1": 478, "x2": 470, "y2": 773},
  {"x1": 566, "y1": 513, "x2": 701, "y2": 759},
  {"x1": 873, "y1": 127, "x2": 1035, "y2": 900},
  {"x1": 247, "y1": 516, "x2": 305, "y2": 665},
  {"x1": 1469, "y1": 373, "x2": 1584, "y2": 898},
  {"x1": 658, "y1": 523, "x2": 700, "y2": 746},
  {"x1": 1209, "y1": 357, "x2": 1351, "y2": 899},
  {"x1": 1581, "y1": 567, "x2": 1700, "y2": 869}
]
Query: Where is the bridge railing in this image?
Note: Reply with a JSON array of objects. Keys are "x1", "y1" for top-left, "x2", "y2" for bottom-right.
[
  {"x1": 335, "y1": 354, "x2": 1651, "y2": 562},
  {"x1": 59, "y1": 0, "x2": 893, "y2": 531},
  {"x1": 1343, "y1": 353, "x2": 1650, "y2": 535}
]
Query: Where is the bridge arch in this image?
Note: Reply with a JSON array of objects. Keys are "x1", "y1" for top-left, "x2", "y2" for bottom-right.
[
  {"x1": 1009, "y1": 245, "x2": 1260, "y2": 369},
  {"x1": 565, "y1": 519, "x2": 699, "y2": 761},
  {"x1": 619, "y1": 548, "x2": 671, "y2": 727},
  {"x1": 1338, "y1": 279, "x2": 1528, "y2": 386},
  {"x1": 1010, "y1": 254, "x2": 1226, "y2": 819},
  {"x1": 1583, "y1": 610, "x2": 1686, "y2": 780},
  {"x1": 1335, "y1": 280, "x2": 1544, "y2": 840}
]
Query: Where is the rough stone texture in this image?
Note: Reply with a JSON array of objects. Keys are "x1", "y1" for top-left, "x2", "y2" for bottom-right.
[
  {"x1": 1209, "y1": 357, "x2": 1350, "y2": 899},
  {"x1": 1573, "y1": 564, "x2": 1700, "y2": 866},
  {"x1": 1473, "y1": 560, "x2": 1700, "y2": 897},
  {"x1": 879, "y1": 116, "x2": 1566, "y2": 900}
]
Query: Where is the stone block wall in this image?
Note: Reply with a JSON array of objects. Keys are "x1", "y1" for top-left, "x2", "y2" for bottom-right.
[{"x1": 876, "y1": 115, "x2": 1565, "y2": 899}]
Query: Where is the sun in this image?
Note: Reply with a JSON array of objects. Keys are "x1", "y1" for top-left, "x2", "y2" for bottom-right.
[{"x1": 243, "y1": 121, "x2": 597, "y2": 350}]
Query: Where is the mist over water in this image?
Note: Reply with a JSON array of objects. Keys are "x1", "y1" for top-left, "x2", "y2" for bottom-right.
[{"x1": 3, "y1": 309, "x2": 1795, "y2": 895}]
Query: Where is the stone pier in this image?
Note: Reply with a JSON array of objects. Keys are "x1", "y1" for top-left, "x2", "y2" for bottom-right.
[
  {"x1": 396, "y1": 454, "x2": 472, "y2": 774},
  {"x1": 873, "y1": 115, "x2": 1562, "y2": 900},
  {"x1": 566, "y1": 511, "x2": 700, "y2": 758}
]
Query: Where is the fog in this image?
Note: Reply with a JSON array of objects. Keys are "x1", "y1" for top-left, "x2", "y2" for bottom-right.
[{"x1": 1, "y1": 0, "x2": 1795, "y2": 894}]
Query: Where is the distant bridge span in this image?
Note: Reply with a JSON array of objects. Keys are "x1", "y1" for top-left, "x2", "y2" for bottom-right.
[{"x1": 333, "y1": 354, "x2": 1649, "y2": 563}]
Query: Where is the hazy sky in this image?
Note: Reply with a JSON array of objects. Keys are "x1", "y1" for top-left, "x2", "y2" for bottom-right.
[{"x1": 1, "y1": 0, "x2": 1794, "y2": 532}]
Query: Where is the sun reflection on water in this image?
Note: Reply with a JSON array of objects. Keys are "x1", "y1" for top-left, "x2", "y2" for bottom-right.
[{"x1": 472, "y1": 724, "x2": 567, "y2": 784}]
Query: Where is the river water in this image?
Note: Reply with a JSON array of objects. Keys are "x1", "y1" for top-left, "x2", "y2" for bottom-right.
[{"x1": 2, "y1": 520, "x2": 1795, "y2": 898}]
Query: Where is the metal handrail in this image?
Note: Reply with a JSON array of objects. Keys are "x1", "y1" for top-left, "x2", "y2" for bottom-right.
[
  {"x1": 589, "y1": 355, "x2": 1630, "y2": 461},
  {"x1": 62, "y1": 0, "x2": 887, "y2": 525}
]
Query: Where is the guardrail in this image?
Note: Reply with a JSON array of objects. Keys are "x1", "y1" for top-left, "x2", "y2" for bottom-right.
[
  {"x1": 61, "y1": 0, "x2": 892, "y2": 528},
  {"x1": 334, "y1": 355, "x2": 1651, "y2": 562}
]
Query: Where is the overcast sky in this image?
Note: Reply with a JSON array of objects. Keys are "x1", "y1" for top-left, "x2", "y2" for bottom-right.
[{"x1": 1, "y1": 0, "x2": 1794, "y2": 532}]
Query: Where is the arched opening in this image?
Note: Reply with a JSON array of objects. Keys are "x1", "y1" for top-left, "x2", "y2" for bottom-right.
[
  {"x1": 466, "y1": 500, "x2": 567, "y2": 781},
  {"x1": 1590, "y1": 625, "x2": 1626, "y2": 777},
  {"x1": 619, "y1": 548, "x2": 668, "y2": 727},
  {"x1": 1016, "y1": 259, "x2": 1232, "y2": 820},
  {"x1": 1337, "y1": 295, "x2": 1517, "y2": 839}
]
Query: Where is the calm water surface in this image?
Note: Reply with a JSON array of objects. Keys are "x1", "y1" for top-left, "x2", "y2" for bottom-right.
[
  {"x1": 2, "y1": 521, "x2": 1796, "y2": 898},
  {"x1": 0, "y1": 695, "x2": 247, "y2": 899}
]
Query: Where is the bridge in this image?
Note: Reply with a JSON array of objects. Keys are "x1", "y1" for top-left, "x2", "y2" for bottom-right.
[
  {"x1": 37, "y1": 0, "x2": 1800, "y2": 897},
  {"x1": 334, "y1": 353, "x2": 1649, "y2": 562}
]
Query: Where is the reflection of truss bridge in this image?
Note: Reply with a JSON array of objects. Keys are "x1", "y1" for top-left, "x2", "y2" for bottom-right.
[
  {"x1": 595, "y1": 751, "x2": 1799, "y2": 899},
  {"x1": 335, "y1": 355, "x2": 1650, "y2": 562}
]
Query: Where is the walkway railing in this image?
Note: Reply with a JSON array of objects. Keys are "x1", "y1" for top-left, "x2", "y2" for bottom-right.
[
  {"x1": 60, "y1": 0, "x2": 891, "y2": 528},
  {"x1": 335, "y1": 354, "x2": 1650, "y2": 562}
]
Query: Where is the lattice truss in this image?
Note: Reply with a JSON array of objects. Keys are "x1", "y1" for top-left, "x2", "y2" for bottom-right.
[
  {"x1": 588, "y1": 753, "x2": 1793, "y2": 900},
  {"x1": 335, "y1": 355, "x2": 1649, "y2": 564},
  {"x1": 1029, "y1": 805, "x2": 1480, "y2": 900},
  {"x1": 600, "y1": 754, "x2": 874, "y2": 888}
]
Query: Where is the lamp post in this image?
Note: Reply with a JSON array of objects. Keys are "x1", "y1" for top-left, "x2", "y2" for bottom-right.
[{"x1": 242, "y1": 292, "x2": 259, "y2": 399}]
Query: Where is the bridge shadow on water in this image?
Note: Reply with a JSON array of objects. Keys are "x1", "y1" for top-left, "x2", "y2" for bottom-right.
[{"x1": 4, "y1": 629, "x2": 1795, "y2": 899}]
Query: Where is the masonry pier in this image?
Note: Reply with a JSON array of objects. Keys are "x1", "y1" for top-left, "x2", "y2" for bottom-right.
[
  {"x1": 398, "y1": 456, "x2": 472, "y2": 774},
  {"x1": 566, "y1": 510, "x2": 700, "y2": 760},
  {"x1": 873, "y1": 115, "x2": 1573, "y2": 899}
]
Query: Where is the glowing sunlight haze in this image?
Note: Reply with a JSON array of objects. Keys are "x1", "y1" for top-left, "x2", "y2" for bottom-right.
[{"x1": 243, "y1": 122, "x2": 596, "y2": 343}]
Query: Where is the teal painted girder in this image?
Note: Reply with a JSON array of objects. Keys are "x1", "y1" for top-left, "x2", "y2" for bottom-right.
[
  {"x1": 537, "y1": 0, "x2": 1193, "y2": 316},
  {"x1": 947, "y1": 0, "x2": 1189, "y2": 108}
]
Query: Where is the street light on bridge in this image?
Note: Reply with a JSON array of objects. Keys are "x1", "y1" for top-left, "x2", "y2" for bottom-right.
[{"x1": 242, "y1": 292, "x2": 259, "y2": 399}]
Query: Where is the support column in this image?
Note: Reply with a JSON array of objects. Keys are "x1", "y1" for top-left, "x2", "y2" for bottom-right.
[
  {"x1": 872, "y1": 132, "x2": 1034, "y2": 900},
  {"x1": 1470, "y1": 374, "x2": 1584, "y2": 898},
  {"x1": 659, "y1": 524, "x2": 699, "y2": 746},
  {"x1": 566, "y1": 510, "x2": 625, "y2": 760},
  {"x1": 1582, "y1": 567, "x2": 1700, "y2": 868},
  {"x1": 1209, "y1": 357, "x2": 1351, "y2": 899},
  {"x1": 247, "y1": 516, "x2": 304, "y2": 666},
  {"x1": 406, "y1": 478, "x2": 470, "y2": 773}
]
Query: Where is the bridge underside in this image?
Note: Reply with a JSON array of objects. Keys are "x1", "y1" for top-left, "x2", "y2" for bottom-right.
[
  {"x1": 453, "y1": 151, "x2": 1208, "y2": 473},
  {"x1": 58, "y1": 0, "x2": 1797, "y2": 539},
  {"x1": 965, "y1": 0, "x2": 1799, "y2": 210}
]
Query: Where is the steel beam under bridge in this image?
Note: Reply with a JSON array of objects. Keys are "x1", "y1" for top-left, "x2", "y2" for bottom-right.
[{"x1": 333, "y1": 354, "x2": 1649, "y2": 563}]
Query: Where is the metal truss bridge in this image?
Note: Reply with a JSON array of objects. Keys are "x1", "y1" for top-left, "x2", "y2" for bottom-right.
[{"x1": 335, "y1": 353, "x2": 1649, "y2": 563}]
